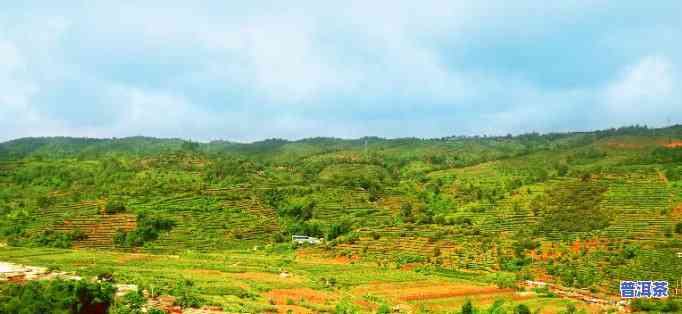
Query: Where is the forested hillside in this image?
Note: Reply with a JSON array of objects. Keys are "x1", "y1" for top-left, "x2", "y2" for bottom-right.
[{"x1": 1, "y1": 125, "x2": 682, "y2": 308}]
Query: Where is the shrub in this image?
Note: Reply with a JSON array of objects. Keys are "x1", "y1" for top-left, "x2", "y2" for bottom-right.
[
  {"x1": 104, "y1": 199, "x2": 126, "y2": 214},
  {"x1": 492, "y1": 272, "x2": 517, "y2": 289},
  {"x1": 631, "y1": 298, "x2": 682, "y2": 312},
  {"x1": 664, "y1": 166, "x2": 680, "y2": 181},
  {"x1": 170, "y1": 279, "x2": 204, "y2": 309},
  {"x1": 0, "y1": 279, "x2": 115, "y2": 313},
  {"x1": 114, "y1": 213, "x2": 176, "y2": 247},
  {"x1": 109, "y1": 291, "x2": 146, "y2": 314},
  {"x1": 21, "y1": 229, "x2": 88, "y2": 248},
  {"x1": 376, "y1": 303, "x2": 391, "y2": 314},
  {"x1": 675, "y1": 222, "x2": 682, "y2": 234},
  {"x1": 461, "y1": 300, "x2": 474, "y2": 314},
  {"x1": 558, "y1": 303, "x2": 577, "y2": 314},
  {"x1": 622, "y1": 244, "x2": 639, "y2": 259},
  {"x1": 400, "y1": 203, "x2": 413, "y2": 222},
  {"x1": 36, "y1": 195, "x2": 57, "y2": 209},
  {"x1": 335, "y1": 298, "x2": 359, "y2": 314},
  {"x1": 514, "y1": 304, "x2": 531, "y2": 314},
  {"x1": 278, "y1": 198, "x2": 315, "y2": 221},
  {"x1": 286, "y1": 221, "x2": 324, "y2": 238},
  {"x1": 326, "y1": 221, "x2": 352, "y2": 240},
  {"x1": 272, "y1": 232, "x2": 287, "y2": 243}
]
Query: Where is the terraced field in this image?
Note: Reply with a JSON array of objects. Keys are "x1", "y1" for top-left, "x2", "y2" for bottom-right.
[{"x1": 1, "y1": 129, "x2": 682, "y2": 312}]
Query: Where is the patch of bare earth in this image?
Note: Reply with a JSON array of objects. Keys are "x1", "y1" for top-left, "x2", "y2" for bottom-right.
[
  {"x1": 664, "y1": 141, "x2": 682, "y2": 148},
  {"x1": 605, "y1": 141, "x2": 643, "y2": 149},
  {"x1": 234, "y1": 271, "x2": 303, "y2": 284},
  {"x1": 264, "y1": 288, "x2": 336, "y2": 305},
  {"x1": 272, "y1": 305, "x2": 313, "y2": 314},
  {"x1": 295, "y1": 250, "x2": 354, "y2": 265},
  {"x1": 351, "y1": 281, "x2": 506, "y2": 303},
  {"x1": 400, "y1": 286, "x2": 515, "y2": 302}
]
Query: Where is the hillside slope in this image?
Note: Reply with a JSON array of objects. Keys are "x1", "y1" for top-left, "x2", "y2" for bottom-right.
[{"x1": 1, "y1": 125, "x2": 681, "y2": 296}]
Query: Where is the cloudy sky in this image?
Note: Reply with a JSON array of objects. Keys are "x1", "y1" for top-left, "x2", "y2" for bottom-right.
[{"x1": 1, "y1": 1, "x2": 681, "y2": 142}]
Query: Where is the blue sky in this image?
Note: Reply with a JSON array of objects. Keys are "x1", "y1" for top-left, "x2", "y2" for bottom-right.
[{"x1": 1, "y1": 1, "x2": 681, "y2": 142}]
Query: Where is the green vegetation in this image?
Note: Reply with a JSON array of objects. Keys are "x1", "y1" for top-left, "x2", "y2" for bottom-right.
[
  {"x1": 0, "y1": 279, "x2": 115, "y2": 314},
  {"x1": 0, "y1": 125, "x2": 681, "y2": 312},
  {"x1": 114, "y1": 213, "x2": 176, "y2": 247}
]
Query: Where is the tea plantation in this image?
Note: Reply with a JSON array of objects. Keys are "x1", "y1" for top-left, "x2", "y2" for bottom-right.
[{"x1": 1, "y1": 125, "x2": 681, "y2": 313}]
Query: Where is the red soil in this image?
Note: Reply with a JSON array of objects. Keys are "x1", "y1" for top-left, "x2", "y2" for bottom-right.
[
  {"x1": 570, "y1": 239, "x2": 603, "y2": 254},
  {"x1": 399, "y1": 287, "x2": 515, "y2": 301},
  {"x1": 265, "y1": 288, "x2": 335, "y2": 305},
  {"x1": 271, "y1": 305, "x2": 313, "y2": 314},
  {"x1": 605, "y1": 142, "x2": 643, "y2": 149},
  {"x1": 664, "y1": 141, "x2": 682, "y2": 148}
]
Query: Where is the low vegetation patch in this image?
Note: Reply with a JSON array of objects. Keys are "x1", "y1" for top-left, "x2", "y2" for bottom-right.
[
  {"x1": 114, "y1": 213, "x2": 175, "y2": 247},
  {"x1": 0, "y1": 279, "x2": 115, "y2": 314}
]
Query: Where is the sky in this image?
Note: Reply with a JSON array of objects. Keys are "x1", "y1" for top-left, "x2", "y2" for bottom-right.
[{"x1": 1, "y1": 1, "x2": 681, "y2": 142}]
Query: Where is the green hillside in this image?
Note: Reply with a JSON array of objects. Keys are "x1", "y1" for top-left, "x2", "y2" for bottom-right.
[{"x1": 1, "y1": 125, "x2": 682, "y2": 312}]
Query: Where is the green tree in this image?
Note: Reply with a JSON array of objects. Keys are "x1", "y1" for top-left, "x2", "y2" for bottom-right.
[
  {"x1": 461, "y1": 300, "x2": 474, "y2": 314},
  {"x1": 514, "y1": 304, "x2": 531, "y2": 314}
]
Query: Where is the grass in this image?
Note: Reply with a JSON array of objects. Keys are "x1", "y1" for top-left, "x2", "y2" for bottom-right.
[
  {"x1": 0, "y1": 246, "x2": 595, "y2": 313},
  {"x1": 1, "y1": 127, "x2": 682, "y2": 311}
]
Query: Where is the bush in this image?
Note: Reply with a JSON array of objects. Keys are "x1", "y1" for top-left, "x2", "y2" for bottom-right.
[
  {"x1": 376, "y1": 303, "x2": 391, "y2": 314},
  {"x1": 286, "y1": 221, "x2": 324, "y2": 238},
  {"x1": 104, "y1": 200, "x2": 126, "y2": 214},
  {"x1": 0, "y1": 279, "x2": 115, "y2": 313},
  {"x1": 335, "y1": 298, "x2": 359, "y2": 314},
  {"x1": 665, "y1": 167, "x2": 681, "y2": 181},
  {"x1": 514, "y1": 304, "x2": 531, "y2": 314},
  {"x1": 630, "y1": 298, "x2": 682, "y2": 312},
  {"x1": 278, "y1": 198, "x2": 315, "y2": 221},
  {"x1": 342, "y1": 232, "x2": 360, "y2": 244},
  {"x1": 400, "y1": 203, "x2": 413, "y2": 222},
  {"x1": 37, "y1": 195, "x2": 57, "y2": 209},
  {"x1": 326, "y1": 221, "x2": 352, "y2": 240},
  {"x1": 492, "y1": 272, "x2": 517, "y2": 289},
  {"x1": 20, "y1": 229, "x2": 88, "y2": 248},
  {"x1": 170, "y1": 279, "x2": 204, "y2": 309},
  {"x1": 109, "y1": 291, "x2": 146, "y2": 314},
  {"x1": 114, "y1": 213, "x2": 176, "y2": 247},
  {"x1": 272, "y1": 232, "x2": 287, "y2": 243},
  {"x1": 675, "y1": 222, "x2": 682, "y2": 234},
  {"x1": 461, "y1": 300, "x2": 474, "y2": 314}
]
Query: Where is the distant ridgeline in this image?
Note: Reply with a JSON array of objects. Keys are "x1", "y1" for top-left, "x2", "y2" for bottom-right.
[{"x1": 1, "y1": 124, "x2": 682, "y2": 294}]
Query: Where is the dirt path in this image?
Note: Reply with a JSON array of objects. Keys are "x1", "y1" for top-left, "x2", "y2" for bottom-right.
[{"x1": 0, "y1": 261, "x2": 69, "y2": 282}]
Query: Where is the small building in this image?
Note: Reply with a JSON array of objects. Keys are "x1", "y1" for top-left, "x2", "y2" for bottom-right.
[{"x1": 292, "y1": 235, "x2": 321, "y2": 245}]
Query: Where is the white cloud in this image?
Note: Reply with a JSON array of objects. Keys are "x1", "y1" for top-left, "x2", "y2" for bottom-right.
[
  {"x1": 603, "y1": 55, "x2": 681, "y2": 126},
  {"x1": 1, "y1": 2, "x2": 682, "y2": 142},
  {"x1": 606, "y1": 55, "x2": 675, "y2": 105},
  {"x1": 0, "y1": 39, "x2": 37, "y2": 111},
  {"x1": 0, "y1": 39, "x2": 41, "y2": 141}
]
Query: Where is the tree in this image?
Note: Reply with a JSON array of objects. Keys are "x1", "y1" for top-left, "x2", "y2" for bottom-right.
[
  {"x1": 675, "y1": 222, "x2": 682, "y2": 234},
  {"x1": 400, "y1": 203, "x2": 413, "y2": 222},
  {"x1": 514, "y1": 304, "x2": 531, "y2": 314},
  {"x1": 36, "y1": 195, "x2": 56, "y2": 209},
  {"x1": 326, "y1": 221, "x2": 351, "y2": 240},
  {"x1": 181, "y1": 140, "x2": 200, "y2": 152},
  {"x1": 461, "y1": 300, "x2": 474, "y2": 314},
  {"x1": 105, "y1": 199, "x2": 126, "y2": 214}
]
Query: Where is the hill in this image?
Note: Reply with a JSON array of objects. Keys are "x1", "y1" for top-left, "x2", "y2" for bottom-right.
[{"x1": 1, "y1": 124, "x2": 682, "y2": 312}]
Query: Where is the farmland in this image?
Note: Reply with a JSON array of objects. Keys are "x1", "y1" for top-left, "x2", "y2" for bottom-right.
[{"x1": 1, "y1": 125, "x2": 682, "y2": 313}]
